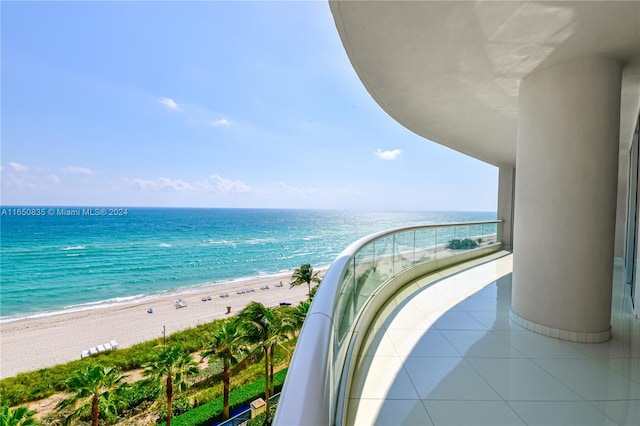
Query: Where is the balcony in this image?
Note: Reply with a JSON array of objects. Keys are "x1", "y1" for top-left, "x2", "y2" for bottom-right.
[{"x1": 275, "y1": 223, "x2": 639, "y2": 425}]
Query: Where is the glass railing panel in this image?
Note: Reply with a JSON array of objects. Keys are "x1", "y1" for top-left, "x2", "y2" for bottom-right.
[
  {"x1": 394, "y1": 230, "x2": 415, "y2": 272},
  {"x1": 451, "y1": 224, "x2": 474, "y2": 253},
  {"x1": 335, "y1": 259, "x2": 356, "y2": 349},
  {"x1": 415, "y1": 228, "x2": 436, "y2": 264},
  {"x1": 274, "y1": 220, "x2": 503, "y2": 426},
  {"x1": 371, "y1": 235, "x2": 394, "y2": 291},
  {"x1": 483, "y1": 222, "x2": 498, "y2": 245},
  {"x1": 435, "y1": 226, "x2": 453, "y2": 258},
  {"x1": 468, "y1": 223, "x2": 485, "y2": 247},
  {"x1": 354, "y1": 243, "x2": 377, "y2": 311}
]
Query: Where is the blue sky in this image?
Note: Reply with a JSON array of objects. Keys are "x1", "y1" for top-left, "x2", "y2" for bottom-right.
[{"x1": 1, "y1": 1, "x2": 497, "y2": 211}]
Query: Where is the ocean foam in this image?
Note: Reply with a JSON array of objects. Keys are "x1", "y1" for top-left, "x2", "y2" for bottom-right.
[{"x1": 62, "y1": 245, "x2": 86, "y2": 251}]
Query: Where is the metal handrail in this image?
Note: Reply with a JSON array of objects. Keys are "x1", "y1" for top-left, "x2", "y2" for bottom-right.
[{"x1": 273, "y1": 220, "x2": 503, "y2": 425}]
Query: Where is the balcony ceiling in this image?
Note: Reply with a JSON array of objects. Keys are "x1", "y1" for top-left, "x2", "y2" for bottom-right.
[{"x1": 330, "y1": 1, "x2": 640, "y2": 167}]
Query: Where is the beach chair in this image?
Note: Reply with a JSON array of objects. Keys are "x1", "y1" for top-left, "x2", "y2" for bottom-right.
[
  {"x1": 81, "y1": 350, "x2": 90, "y2": 359},
  {"x1": 97, "y1": 344, "x2": 106, "y2": 352},
  {"x1": 88, "y1": 347, "x2": 98, "y2": 355},
  {"x1": 104, "y1": 342, "x2": 113, "y2": 351},
  {"x1": 110, "y1": 340, "x2": 119, "y2": 350}
]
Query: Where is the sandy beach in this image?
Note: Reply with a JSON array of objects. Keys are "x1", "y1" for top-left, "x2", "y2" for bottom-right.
[{"x1": 0, "y1": 271, "x2": 322, "y2": 379}]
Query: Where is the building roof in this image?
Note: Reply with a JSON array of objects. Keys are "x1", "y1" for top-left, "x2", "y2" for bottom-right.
[{"x1": 330, "y1": 0, "x2": 640, "y2": 167}]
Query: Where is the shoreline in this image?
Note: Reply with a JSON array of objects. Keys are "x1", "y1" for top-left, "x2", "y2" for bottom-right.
[
  {"x1": 0, "y1": 267, "x2": 329, "y2": 324},
  {"x1": 0, "y1": 269, "x2": 324, "y2": 379}
]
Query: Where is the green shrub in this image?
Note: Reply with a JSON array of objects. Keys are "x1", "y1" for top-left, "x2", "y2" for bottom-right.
[
  {"x1": 246, "y1": 411, "x2": 267, "y2": 426},
  {"x1": 245, "y1": 405, "x2": 277, "y2": 426},
  {"x1": 160, "y1": 369, "x2": 288, "y2": 426},
  {"x1": 121, "y1": 379, "x2": 160, "y2": 409},
  {"x1": 156, "y1": 396, "x2": 193, "y2": 423}
]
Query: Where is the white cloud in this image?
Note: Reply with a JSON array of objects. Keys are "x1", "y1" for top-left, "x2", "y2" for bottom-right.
[
  {"x1": 374, "y1": 148, "x2": 402, "y2": 160},
  {"x1": 159, "y1": 97, "x2": 180, "y2": 111},
  {"x1": 126, "y1": 177, "x2": 193, "y2": 192},
  {"x1": 211, "y1": 118, "x2": 232, "y2": 127},
  {"x1": 1, "y1": 167, "x2": 60, "y2": 190},
  {"x1": 63, "y1": 166, "x2": 94, "y2": 175},
  {"x1": 157, "y1": 97, "x2": 235, "y2": 129},
  {"x1": 203, "y1": 175, "x2": 251, "y2": 193},
  {"x1": 9, "y1": 162, "x2": 29, "y2": 172},
  {"x1": 124, "y1": 174, "x2": 251, "y2": 194}
]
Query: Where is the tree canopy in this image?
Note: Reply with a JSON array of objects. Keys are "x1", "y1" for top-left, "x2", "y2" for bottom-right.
[{"x1": 290, "y1": 263, "x2": 321, "y2": 298}]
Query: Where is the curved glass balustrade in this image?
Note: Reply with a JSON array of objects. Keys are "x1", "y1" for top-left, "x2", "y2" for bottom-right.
[{"x1": 274, "y1": 220, "x2": 503, "y2": 426}]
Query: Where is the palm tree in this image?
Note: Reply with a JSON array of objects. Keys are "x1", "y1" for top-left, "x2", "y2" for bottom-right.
[
  {"x1": 201, "y1": 319, "x2": 247, "y2": 420},
  {"x1": 0, "y1": 405, "x2": 38, "y2": 426},
  {"x1": 143, "y1": 345, "x2": 198, "y2": 426},
  {"x1": 238, "y1": 302, "x2": 293, "y2": 423},
  {"x1": 288, "y1": 300, "x2": 311, "y2": 332},
  {"x1": 56, "y1": 364, "x2": 128, "y2": 426},
  {"x1": 308, "y1": 283, "x2": 319, "y2": 301},
  {"x1": 290, "y1": 263, "x2": 321, "y2": 298}
]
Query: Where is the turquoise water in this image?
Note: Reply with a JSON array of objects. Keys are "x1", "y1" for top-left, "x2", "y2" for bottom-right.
[{"x1": 0, "y1": 208, "x2": 495, "y2": 319}]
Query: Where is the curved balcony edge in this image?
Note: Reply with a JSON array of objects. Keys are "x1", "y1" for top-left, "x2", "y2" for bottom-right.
[
  {"x1": 274, "y1": 221, "x2": 503, "y2": 426},
  {"x1": 333, "y1": 245, "x2": 507, "y2": 425}
]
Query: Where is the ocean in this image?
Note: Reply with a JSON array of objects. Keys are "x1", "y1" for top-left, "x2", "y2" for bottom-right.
[{"x1": 0, "y1": 208, "x2": 495, "y2": 319}]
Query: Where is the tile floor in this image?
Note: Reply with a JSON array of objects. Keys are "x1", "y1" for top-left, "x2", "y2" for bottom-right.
[{"x1": 346, "y1": 254, "x2": 640, "y2": 425}]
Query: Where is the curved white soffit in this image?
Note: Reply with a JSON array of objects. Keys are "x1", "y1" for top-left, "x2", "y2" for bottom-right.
[{"x1": 330, "y1": 0, "x2": 640, "y2": 167}]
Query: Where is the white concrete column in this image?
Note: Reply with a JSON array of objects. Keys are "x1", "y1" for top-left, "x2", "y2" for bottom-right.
[{"x1": 511, "y1": 57, "x2": 622, "y2": 342}]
